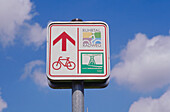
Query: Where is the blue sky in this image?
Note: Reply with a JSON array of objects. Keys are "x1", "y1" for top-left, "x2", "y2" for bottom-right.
[{"x1": 0, "y1": 0, "x2": 170, "y2": 112}]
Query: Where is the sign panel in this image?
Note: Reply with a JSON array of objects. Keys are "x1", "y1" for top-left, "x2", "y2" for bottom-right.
[{"x1": 46, "y1": 21, "x2": 110, "y2": 80}]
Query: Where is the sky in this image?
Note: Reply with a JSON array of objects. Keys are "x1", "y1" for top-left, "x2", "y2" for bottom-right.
[{"x1": 0, "y1": 0, "x2": 170, "y2": 112}]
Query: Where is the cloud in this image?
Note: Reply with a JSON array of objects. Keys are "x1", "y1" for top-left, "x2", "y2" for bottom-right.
[
  {"x1": 32, "y1": 68, "x2": 48, "y2": 87},
  {"x1": 111, "y1": 32, "x2": 170, "y2": 92},
  {"x1": 129, "y1": 90, "x2": 170, "y2": 112},
  {"x1": 21, "y1": 23, "x2": 46, "y2": 47},
  {"x1": 0, "y1": 0, "x2": 46, "y2": 47},
  {"x1": 0, "y1": 90, "x2": 7, "y2": 112},
  {"x1": 0, "y1": 0, "x2": 32, "y2": 47},
  {"x1": 21, "y1": 60, "x2": 48, "y2": 87}
]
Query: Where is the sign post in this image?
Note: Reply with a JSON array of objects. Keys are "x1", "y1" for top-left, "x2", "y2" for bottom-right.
[
  {"x1": 72, "y1": 81, "x2": 84, "y2": 112},
  {"x1": 47, "y1": 21, "x2": 110, "y2": 81},
  {"x1": 46, "y1": 19, "x2": 110, "y2": 112},
  {"x1": 71, "y1": 19, "x2": 84, "y2": 112}
]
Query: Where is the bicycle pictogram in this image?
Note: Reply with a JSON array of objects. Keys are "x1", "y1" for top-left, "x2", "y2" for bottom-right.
[{"x1": 52, "y1": 56, "x2": 76, "y2": 70}]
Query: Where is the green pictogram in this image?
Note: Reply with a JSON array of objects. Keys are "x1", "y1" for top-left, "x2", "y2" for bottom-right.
[
  {"x1": 81, "y1": 53, "x2": 104, "y2": 74},
  {"x1": 88, "y1": 56, "x2": 96, "y2": 65}
]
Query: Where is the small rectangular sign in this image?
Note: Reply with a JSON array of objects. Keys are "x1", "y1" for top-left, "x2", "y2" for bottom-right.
[
  {"x1": 81, "y1": 53, "x2": 104, "y2": 74},
  {"x1": 46, "y1": 21, "x2": 110, "y2": 81}
]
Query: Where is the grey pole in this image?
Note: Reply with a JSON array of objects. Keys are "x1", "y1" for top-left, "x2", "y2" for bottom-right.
[
  {"x1": 71, "y1": 18, "x2": 84, "y2": 112},
  {"x1": 72, "y1": 81, "x2": 84, "y2": 112}
]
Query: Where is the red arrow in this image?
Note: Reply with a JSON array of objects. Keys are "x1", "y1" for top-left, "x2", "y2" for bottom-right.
[{"x1": 53, "y1": 32, "x2": 75, "y2": 51}]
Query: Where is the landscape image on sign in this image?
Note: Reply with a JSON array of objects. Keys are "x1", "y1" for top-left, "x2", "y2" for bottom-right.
[
  {"x1": 82, "y1": 29, "x2": 101, "y2": 47},
  {"x1": 81, "y1": 53, "x2": 104, "y2": 74}
]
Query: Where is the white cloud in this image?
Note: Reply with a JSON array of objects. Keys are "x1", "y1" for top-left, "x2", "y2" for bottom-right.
[
  {"x1": 111, "y1": 32, "x2": 170, "y2": 91},
  {"x1": 21, "y1": 60, "x2": 48, "y2": 87},
  {"x1": 22, "y1": 23, "x2": 46, "y2": 47},
  {"x1": 129, "y1": 90, "x2": 170, "y2": 112},
  {"x1": 0, "y1": 90, "x2": 7, "y2": 112},
  {"x1": 0, "y1": 0, "x2": 46, "y2": 47},
  {"x1": 33, "y1": 68, "x2": 48, "y2": 87},
  {"x1": 0, "y1": 0, "x2": 32, "y2": 47}
]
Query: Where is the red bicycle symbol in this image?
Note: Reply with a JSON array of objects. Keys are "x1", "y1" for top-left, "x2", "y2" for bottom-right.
[{"x1": 52, "y1": 56, "x2": 76, "y2": 70}]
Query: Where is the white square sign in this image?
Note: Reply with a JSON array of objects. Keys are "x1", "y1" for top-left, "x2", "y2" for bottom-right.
[{"x1": 46, "y1": 21, "x2": 110, "y2": 81}]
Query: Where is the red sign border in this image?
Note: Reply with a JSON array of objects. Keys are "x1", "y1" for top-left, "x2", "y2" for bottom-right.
[{"x1": 49, "y1": 24, "x2": 108, "y2": 77}]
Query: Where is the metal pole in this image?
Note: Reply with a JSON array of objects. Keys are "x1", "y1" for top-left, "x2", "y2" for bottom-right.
[
  {"x1": 72, "y1": 81, "x2": 84, "y2": 112},
  {"x1": 71, "y1": 18, "x2": 84, "y2": 112}
]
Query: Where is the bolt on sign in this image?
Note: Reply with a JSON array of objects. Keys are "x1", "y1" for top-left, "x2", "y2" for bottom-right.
[{"x1": 46, "y1": 21, "x2": 110, "y2": 81}]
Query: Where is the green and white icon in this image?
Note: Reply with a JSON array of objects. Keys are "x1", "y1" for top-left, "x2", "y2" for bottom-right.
[{"x1": 81, "y1": 53, "x2": 104, "y2": 74}]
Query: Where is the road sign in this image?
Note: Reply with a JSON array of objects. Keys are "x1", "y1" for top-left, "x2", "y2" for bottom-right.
[{"x1": 46, "y1": 21, "x2": 110, "y2": 81}]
